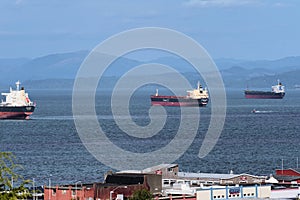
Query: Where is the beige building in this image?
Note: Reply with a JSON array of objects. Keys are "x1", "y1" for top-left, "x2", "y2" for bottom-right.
[
  {"x1": 143, "y1": 164, "x2": 179, "y2": 178},
  {"x1": 196, "y1": 185, "x2": 271, "y2": 200},
  {"x1": 140, "y1": 164, "x2": 266, "y2": 186}
]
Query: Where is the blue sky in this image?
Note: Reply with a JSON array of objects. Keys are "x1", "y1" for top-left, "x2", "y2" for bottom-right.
[{"x1": 0, "y1": 0, "x2": 299, "y2": 59}]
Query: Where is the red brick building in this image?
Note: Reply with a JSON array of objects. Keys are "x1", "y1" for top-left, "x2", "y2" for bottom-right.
[
  {"x1": 44, "y1": 173, "x2": 161, "y2": 200},
  {"x1": 44, "y1": 184, "x2": 94, "y2": 200}
]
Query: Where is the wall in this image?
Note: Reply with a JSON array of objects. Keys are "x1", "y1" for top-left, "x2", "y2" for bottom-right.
[
  {"x1": 162, "y1": 165, "x2": 179, "y2": 178},
  {"x1": 220, "y1": 174, "x2": 265, "y2": 185},
  {"x1": 196, "y1": 185, "x2": 271, "y2": 200},
  {"x1": 94, "y1": 184, "x2": 147, "y2": 200},
  {"x1": 44, "y1": 186, "x2": 94, "y2": 200}
]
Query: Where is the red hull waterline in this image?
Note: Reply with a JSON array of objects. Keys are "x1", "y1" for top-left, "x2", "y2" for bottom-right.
[
  {"x1": 151, "y1": 102, "x2": 205, "y2": 107},
  {"x1": 245, "y1": 94, "x2": 284, "y2": 99},
  {"x1": 0, "y1": 112, "x2": 33, "y2": 120}
]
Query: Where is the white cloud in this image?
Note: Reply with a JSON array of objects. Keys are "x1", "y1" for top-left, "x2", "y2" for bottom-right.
[
  {"x1": 183, "y1": 0, "x2": 293, "y2": 8},
  {"x1": 0, "y1": 31, "x2": 20, "y2": 36},
  {"x1": 183, "y1": 0, "x2": 263, "y2": 7},
  {"x1": 15, "y1": 0, "x2": 24, "y2": 5},
  {"x1": 272, "y1": 2, "x2": 291, "y2": 7}
]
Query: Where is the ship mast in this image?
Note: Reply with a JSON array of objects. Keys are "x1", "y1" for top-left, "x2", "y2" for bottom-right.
[
  {"x1": 277, "y1": 79, "x2": 284, "y2": 86},
  {"x1": 16, "y1": 80, "x2": 21, "y2": 91}
]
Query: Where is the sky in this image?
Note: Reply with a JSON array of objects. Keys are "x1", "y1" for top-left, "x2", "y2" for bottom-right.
[{"x1": 0, "y1": 0, "x2": 299, "y2": 60}]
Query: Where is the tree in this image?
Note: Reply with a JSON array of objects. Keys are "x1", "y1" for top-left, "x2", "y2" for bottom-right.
[
  {"x1": 129, "y1": 188, "x2": 152, "y2": 200},
  {"x1": 0, "y1": 152, "x2": 31, "y2": 200}
]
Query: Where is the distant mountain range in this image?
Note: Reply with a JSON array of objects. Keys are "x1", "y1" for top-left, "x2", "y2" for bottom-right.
[{"x1": 0, "y1": 50, "x2": 299, "y2": 90}]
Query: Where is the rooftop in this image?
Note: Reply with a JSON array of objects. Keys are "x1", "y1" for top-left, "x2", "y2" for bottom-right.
[
  {"x1": 178, "y1": 172, "x2": 267, "y2": 180},
  {"x1": 143, "y1": 164, "x2": 178, "y2": 173}
]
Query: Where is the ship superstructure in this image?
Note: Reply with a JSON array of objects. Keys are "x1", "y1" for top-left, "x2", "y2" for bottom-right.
[{"x1": 0, "y1": 81, "x2": 35, "y2": 119}]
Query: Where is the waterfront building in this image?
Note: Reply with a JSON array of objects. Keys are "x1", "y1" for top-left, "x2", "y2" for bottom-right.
[
  {"x1": 44, "y1": 173, "x2": 161, "y2": 200},
  {"x1": 43, "y1": 164, "x2": 271, "y2": 200},
  {"x1": 196, "y1": 185, "x2": 271, "y2": 200},
  {"x1": 274, "y1": 168, "x2": 300, "y2": 184}
]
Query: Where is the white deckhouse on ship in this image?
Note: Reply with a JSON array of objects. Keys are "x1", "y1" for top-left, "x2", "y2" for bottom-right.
[{"x1": 0, "y1": 81, "x2": 35, "y2": 119}]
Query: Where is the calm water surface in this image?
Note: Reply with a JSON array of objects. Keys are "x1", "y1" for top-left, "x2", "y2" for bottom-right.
[{"x1": 1, "y1": 89, "x2": 300, "y2": 186}]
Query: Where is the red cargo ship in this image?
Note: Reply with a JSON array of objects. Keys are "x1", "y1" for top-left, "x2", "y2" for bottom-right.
[
  {"x1": 0, "y1": 81, "x2": 35, "y2": 119},
  {"x1": 150, "y1": 82, "x2": 209, "y2": 107},
  {"x1": 244, "y1": 80, "x2": 285, "y2": 99}
]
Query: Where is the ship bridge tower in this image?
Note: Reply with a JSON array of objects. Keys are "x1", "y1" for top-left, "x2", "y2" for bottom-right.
[{"x1": 16, "y1": 80, "x2": 21, "y2": 91}]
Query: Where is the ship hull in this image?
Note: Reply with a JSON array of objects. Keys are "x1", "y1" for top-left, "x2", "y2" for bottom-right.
[
  {"x1": 244, "y1": 91, "x2": 285, "y2": 99},
  {"x1": 0, "y1": 106, "x2": 35, "y2": 119},
  {"x1": 150, "y1": 95, "x2": 209, "y2": 107}
]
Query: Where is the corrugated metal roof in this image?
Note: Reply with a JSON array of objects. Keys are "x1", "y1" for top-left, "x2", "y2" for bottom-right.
[
  {"x1": 274, "y1": 175, "x2": 300, "y2": 182},
  {"x1": 142, "y1": 164, "x2": 178, "y2": 173},
  {"x1": 117, "y1": 164, "x2": 178, "y2": 174},
  {"x1": 178, "y1": 172, "x2": 236, "y2": 179},
  {"x1": 178, "y1": 172, "x2": 266, "y2": 180},
  {"x1": 276, "y1": 168, "x2": 300, "y2": 173},
  {"x1": 116, "y1": 170, "x2": 143, "y2": 174}
]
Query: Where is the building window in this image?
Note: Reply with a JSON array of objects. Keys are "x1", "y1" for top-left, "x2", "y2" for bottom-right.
[
  {"x1": 170, "y1": 180, "x2": 176, "y2": 186},
  {"x1": 72, "y1": 190, "x2": 76, "y2": 196},
  {"x1": 168, "y1": 168, "x2": 173, "y2": 172},
  {"x1": 62, "y1": 190, "x2": 66, "y2": 194}
]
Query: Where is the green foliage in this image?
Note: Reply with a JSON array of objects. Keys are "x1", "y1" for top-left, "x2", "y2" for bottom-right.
[
  {"x1": 0, "y1": 152, "x2": 31, "y2": 199},
  {"x1": 129, "y1": 188, "x2": 153, "y2": 200}
]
